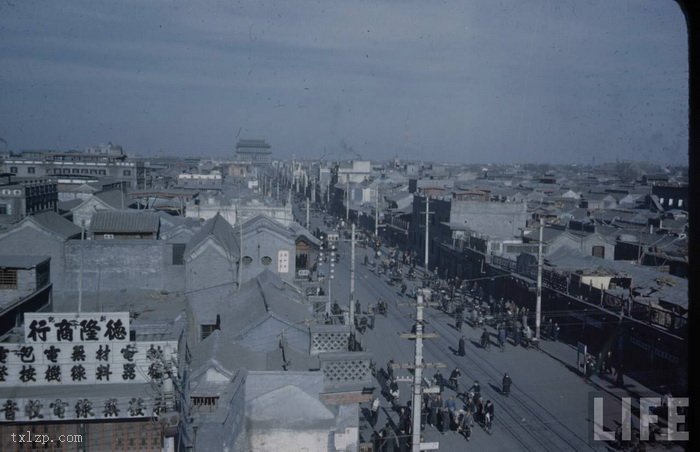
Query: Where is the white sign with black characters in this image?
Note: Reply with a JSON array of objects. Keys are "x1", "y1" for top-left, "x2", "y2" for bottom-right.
[
  {"x1": 0, "y1": 341, "x2": 177, "y2": 386},
  {"x1": 0, "y1": 395, "x2": 159, "y2": 422},
  {"x1": 24, "y1": 312, "x2": 130, "y2": 344},
  {"x1": 278, "y1": 249, "x2": 289, "y2": 273}
]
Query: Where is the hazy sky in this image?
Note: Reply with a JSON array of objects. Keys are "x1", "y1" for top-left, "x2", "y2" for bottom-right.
[{"x1": 0, "y1": 0, "x2": 688, "y2": 164}]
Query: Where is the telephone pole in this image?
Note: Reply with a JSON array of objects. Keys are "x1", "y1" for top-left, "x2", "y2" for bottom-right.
[
  {"x1": 78, "y1": 220, "x2": 85, "y2": 313},
  {"x1": 345, "y1": 178, "x2": 350, "y2": 223},
  {"x1": 349, "y1": 223, "x2": 356, "y2": 332},
  {"x1": 375, "y1": 187, "x2": 380, "y2": 237},
  {"x1": 420, "y1": 194, "x2": 435, "y2": 271},
  {"x1": 306, "y1": 198, "x2": 310, "y2": 229},
  {"x1": 394, "y1": 289, "x2": 444, "y2": 452},
  {"x1": 536, "y1": 217, "x2": 544, "y2": 340}
]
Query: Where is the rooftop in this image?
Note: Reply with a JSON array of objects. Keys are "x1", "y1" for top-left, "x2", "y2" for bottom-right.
[{"x1": 0, "y1": 255, "x2": 50, "y2": 269}]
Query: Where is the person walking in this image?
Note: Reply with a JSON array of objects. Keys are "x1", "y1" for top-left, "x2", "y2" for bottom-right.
[
  {"x1": 429, "y1": 395, "x2": 439, "y2": 427},
  {"x1": 458, "y1": 408, "x2": 474, "y2": 441},
  {"x1": 446, "y1": 396, "x2": 457, "y2": 430},
  {"x1": 498, "y1": 324, "x2": 507, "y2": 351},
  {"x1": 481, "y1": 328, "x2": 490, "y2": 350},
  {"x1": 371, "y1": 396, "x2": 380, "y2": 427},
  {"x1": 458, "y1": 335, "x2": 466, "y2": 356},
  {"x1": 502, "y1": 373, "x2": 512, "y2": 397},
  {"x1": 484, "y1": 400, "x2": 495, "y2": 432},
  {"x1": 438, "y1": 400, "x2": 449, "y2": 434}
]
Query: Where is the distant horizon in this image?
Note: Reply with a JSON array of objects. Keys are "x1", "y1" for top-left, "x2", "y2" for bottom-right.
[{"x1": 1, "y1": 146, "x2": 688, "y2": 170}]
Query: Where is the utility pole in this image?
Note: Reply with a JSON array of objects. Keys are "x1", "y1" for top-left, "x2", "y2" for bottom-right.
[
  {"x1": 306, "y1": 198, "x2": 310, "y2": 229},
  {"x1": 349, "y1": 223, "x2": 356, "y2": 333},
  {"x1": 277, "y1": 179, "x2": 280, "y2": 201},
  {"x1": 536, "y1": 217, "x2": 543, "y2": 340},
  {"x1": 394, "y1": 289, "x2": 444, "y2": 452},
  {"x1": 238, "y1": 214, "x2": 243, "y2": 291},
  {"x1": 345, "y1": 178, "x2": 350, "y2": 224},
  {"x1": 420, "y1": 194, "x2": 434, "y2": 272},
  {"x1": 78, "y1": 220, "x2": 85, "y2": 313},
  {"x1": 375, "y1": 187, "x2": 379, "y2": 237}
]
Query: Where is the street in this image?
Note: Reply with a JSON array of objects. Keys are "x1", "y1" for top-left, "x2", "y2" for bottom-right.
[{"x1": 302, "y1": 206, "x2": 684, "y2": 452}]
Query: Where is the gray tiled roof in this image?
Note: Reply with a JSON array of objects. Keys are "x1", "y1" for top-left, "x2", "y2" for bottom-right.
[
  {"x1": 89, "y1": 210, "x2": 160, "y2": 234},
  {"x1": 94, "y1": 189, "x2": 134, "y2": 209},
  {"x1": 30, "y1": 211, "x2": 82, "y2": 239},
  {"x1": 185, "y1": 213, "x2": 240, "y2": 256}
]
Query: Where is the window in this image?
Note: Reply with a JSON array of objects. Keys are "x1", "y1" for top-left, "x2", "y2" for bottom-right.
[
  {"x1": 592, "y1": 246, "x2": 605, "y2": 259},
  {"x1": 0, "y1": 268, "x2": 18, "y2": 289},
  {"x1": 172, "y1": 243, "x2": 185, "y2": 265},
  {"x1": 659, "y1": 197, "x2": 664, "y2": 205},
  {"x1": 99, "y1": 170, "x2": 106, "y2": 175},
  {"x1": 72, "y1": 169, "x2": 80, "y2": 174},
  {"x1": 9, "y1": 167, "x2": 17, "y2": 174},
  {"x1": 242, "y1": 256, "x2": 253, "y2": 265},
  {"x1": 261, "y1": 256, "x2": 272, "y2": 266},
  {"x1": 124, "y1": 170, "x2": 131, "y2": 176},
  {"x1": 82, "y1": 169, "x2": 89, "y2": 174},
  {"x1": 200, "y1": 324, "x2": 217, "y2": 340},
  {"x1": 668, "y1": 198, "x2": 674, "y2": 207},
  {"x1": 103, "y1": 234, "x2": 114, "y2": 239},
  {"x1": 27, "y1": 167, "x2": 35, "y2": 174},
  {"x1": 0, "y1": 204, "x2": 6, "y2": 215},
  {"x1": 678, "y1": 199, "x2": 683, "y2": 208}
]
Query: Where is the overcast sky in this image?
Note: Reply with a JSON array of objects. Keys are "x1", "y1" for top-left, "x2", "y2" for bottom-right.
[{"x1": 0, "y1": 0, "x2": 688, "y2": 165}]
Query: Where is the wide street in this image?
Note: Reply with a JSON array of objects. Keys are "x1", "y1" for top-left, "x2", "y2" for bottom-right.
[{"x1": 300, "y1": 205, "x2": 682, "y2": 452}]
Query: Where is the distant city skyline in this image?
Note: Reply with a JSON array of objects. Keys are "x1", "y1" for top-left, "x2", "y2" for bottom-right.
[{"x1": 0, "y1": 1, "x2": 688, "y2": 165}]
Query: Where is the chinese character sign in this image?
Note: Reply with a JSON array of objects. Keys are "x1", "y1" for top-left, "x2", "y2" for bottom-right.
[
  {"x1": 24, "y1": 313, "x2": 130, "y2": 344},
  {"x1": 0, "y1": 341, "x2": 177, "y2": 386},
  {"x1": 0, "y1": 396, "x2": 155, "y2": 422},
  {"x1": 278, "y1": 250, "x2": 289, "y2": 273}
]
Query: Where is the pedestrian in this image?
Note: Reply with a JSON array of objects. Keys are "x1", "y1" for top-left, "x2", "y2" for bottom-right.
[
  {"x1": 371, "y1": 396, "x2": 380, "y2": 427},
  {"x1": 389, "y1": 379, "x2": 400, "y2": 406},
  {"x1": 399, "y1": 406, "x2": 411, "y2": 436},
  {"x1": 498, "y1": 325, "x2": 507, "y2": 351},
  {"x1": 546, "y1": 318, "x2": 553, "y2": 340},
  {"x1": 502, "y1": 372, "x2": 512, "y2": 396},
  {"x1": 429, "y1": 395, "x2": 439, "y2": 427},
  {"x1": 553, "y1": 322, "x2": 560, "y2": 342},
  {"x1": 446, "y1": 396, "x2": 457, "y2": 430},
  {"x1": 387, "y1": 359, "x2": 395, "y2": 381},
  {"x1": 616, "y1": 363, "x2": 625, "y2": 387},
  {"x1": 381, "y1": 422, "x2": 397, "y2": 452},
  {"x1": 439, "y1": 401, "x2": 449, "y2": 434},
  {"x1": 484, "y1": 400, "x2": 495, "y2": 430},
  {"x1": 605, "y1": 351, "x2": 613, "y2": 374},
  {"x1": 458, "y1": 335, "x2": 466, "y2": 356},
  {"x1": 472, "y1": 380, "x2": 481, "y2": 397},
  {"x1": 514, "y1": 320, "x2": 522, "y2": 346},
  {"x1": 458, "y1": 408, "x2": 474, "y2": 441}
]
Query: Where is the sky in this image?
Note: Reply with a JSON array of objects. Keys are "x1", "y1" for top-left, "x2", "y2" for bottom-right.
[{"x1": 0, "y1": 0, "x2": 688, "y2": 165}]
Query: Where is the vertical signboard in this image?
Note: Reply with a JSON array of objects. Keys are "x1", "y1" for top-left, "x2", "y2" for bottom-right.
[{"x1": 278, "y1": 250, "x2": 289, "y2": 273}]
